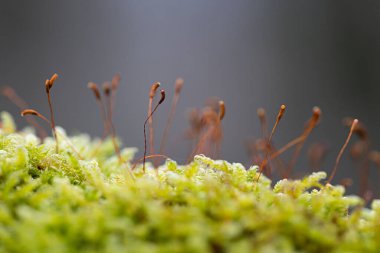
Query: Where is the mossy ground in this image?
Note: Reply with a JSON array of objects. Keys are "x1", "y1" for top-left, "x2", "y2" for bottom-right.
[{"x1": 1, "y1": 111, "x2": 380, "y2": 253}]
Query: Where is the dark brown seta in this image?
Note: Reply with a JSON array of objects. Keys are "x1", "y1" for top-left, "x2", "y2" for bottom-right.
[{"x1": 143, "y1": 89, "x2": 166, "y2": 172}]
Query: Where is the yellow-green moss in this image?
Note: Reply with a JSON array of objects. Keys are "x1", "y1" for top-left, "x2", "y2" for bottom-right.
[{"x1": 0, "y1": 112, "x2": 379, "y2": 253}]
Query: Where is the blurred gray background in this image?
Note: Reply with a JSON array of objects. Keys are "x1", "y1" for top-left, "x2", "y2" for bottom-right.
[{"x1": 1, "y1": 1, "x2": 380, "y2": 193}]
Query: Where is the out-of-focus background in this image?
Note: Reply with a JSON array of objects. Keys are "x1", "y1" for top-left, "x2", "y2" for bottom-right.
[{"x1": 1, "y1": 1, "x2": 380, "y2": 194}]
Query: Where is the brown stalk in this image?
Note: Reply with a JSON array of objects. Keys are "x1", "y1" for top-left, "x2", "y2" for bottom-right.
[
  {"x1": 45, "y1": 73, "x2": 59, "y2": 153},
  {"x1": 344, "y1": 117, "x2": 370, "y2": 196},
  {"x1": 159, "y1": 78, "x2": 183, "y2": 155},
  {"x1": 256, "y1": 105, "x2": 286, "y2": 181},
  {"x1": 218, "y1": 100, "x2": 226, "y2": 121},
  {"x1": 255, "y1": 107, "x2": 289, "y2": 177},
  {"x1": 326, "y1": 119, "x2": 358, "y2": 185},
  {"x1": 143, "y1": 90, "x2": 166, "y2": 172}
]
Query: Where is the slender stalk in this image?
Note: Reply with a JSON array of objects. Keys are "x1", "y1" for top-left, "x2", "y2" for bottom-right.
[
  {"x1": 143, "y1": 90, "x2": 165, "y2": 172},
  {"x1": 257, "y1": 105, "x2": 286, "y2": 181},
  {"x1": 326, "y1": 119, "x2": 358, "y2": 185},
  {"x1": 45, "y1": 74, "x2": 59, "y2": 153}
]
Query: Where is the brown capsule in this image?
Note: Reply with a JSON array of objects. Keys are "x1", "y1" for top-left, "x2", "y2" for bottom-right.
[
  {"x1": 218, "y1": 100, "x2": 226, "y2": 121},
  {"x1": 149, "y1": 82, "x2": 161, "y2": 99},
  {"x1": 257, "y1": 108, "x2": 266, "y2": 121},
  {"x1": 49, "y1": 73, "x2": 59, "y2": 84},
  {"x1": 87, "y1": 82, "x2": 101, "y2": 100},
  {"x1": 45, "y1": 80, "x2": 51, "y2": 93},
  {"x1": 111, "y1": 73, "x2": 121, "y2": 90},
  {"x1": 256, "y1": 107, "x2": 268, "y2": 138},
  {"x1": 158, "y1": 89, "x2": 166, "y2": 104},
  {"x1": 343, "y1": 117, "x2": 368, "y2": 140},
  {"x1": 311, "y1": 106, "x2": 321, "y2": 124},
  {"x1": 174, "y1": 78, "x2": 184, "y2": 94},
  {"x1": 45, "y1": 73, "x2": 58, "y2": 92},
  {"x1": 21, "y1": 109, "x2": 39, "y2": 117},
  {"x1": 102, "y1": 82, "x2": 112, "y2": 96},
  {"x1": 278, "y1": 105, "x2": 286, "y2": 121},
  {"x1": 21, "y1": 109, "x2": 50, "y2": 123}
]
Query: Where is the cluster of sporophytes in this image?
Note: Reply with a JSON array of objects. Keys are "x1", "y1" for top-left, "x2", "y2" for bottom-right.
[{"x1": 1, "y1": 74, "x2": 380, "y2": 252}]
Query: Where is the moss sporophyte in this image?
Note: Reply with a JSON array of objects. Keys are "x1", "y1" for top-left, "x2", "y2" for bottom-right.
[{"x1": 2, "y1": 74, "x2": 380, "y2": 252}]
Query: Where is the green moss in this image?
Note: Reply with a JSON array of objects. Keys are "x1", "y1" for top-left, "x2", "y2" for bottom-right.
[{"x1": 0, "y1": 112, "x2": 379, "y2": 252}]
